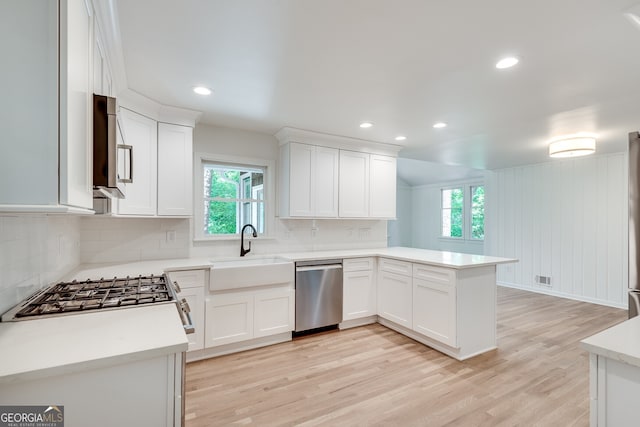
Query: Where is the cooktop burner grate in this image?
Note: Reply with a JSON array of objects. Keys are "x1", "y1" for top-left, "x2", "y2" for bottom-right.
[{"x1": 15, "y1": 275, "x2": 173, "y2": 318}]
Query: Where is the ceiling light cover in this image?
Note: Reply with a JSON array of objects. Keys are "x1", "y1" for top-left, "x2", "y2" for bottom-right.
[
  {"x1": 360, "y1": 122, "x2": 373, "y2": 128},
  {"x1": 433, "y1": 122, "x2": 447, "y2": 129},
  {"x1": 193, "y1": 86, "x2": 212, "y2": 95},
  {"x1": 548, "y1": 135, "x2": 596, "y2": 158},
  {"x1": 395, "y1": 136, "x2": 407, "y2": 141},
  {"x1": 496, "y1": 57, "x2": 519, "y2": 69}
]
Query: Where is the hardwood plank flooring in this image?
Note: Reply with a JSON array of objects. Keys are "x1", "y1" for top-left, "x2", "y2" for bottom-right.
[{"x1": 185, "y1": 287, "x2": 626, "y2": 426}]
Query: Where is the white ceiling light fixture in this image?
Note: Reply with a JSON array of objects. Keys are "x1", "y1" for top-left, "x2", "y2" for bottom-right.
[
  {"x1": 624, "y1": 4, "x2": 640, "y2": 31},
  {"x1": 193, "y1": 86, "x2": 212, "y2": 96},
  {"x1": 548, "y1": 134, "x2": 597, "y2": 158},
  {"x1": 359, "y1": 122, "x2": 373, "y2": 128},
  {"x1": 496, "y1": 56, "x2": 519, "y2": 69},
  {"x1": 433, "y1": 122, "x2": 447, "y2": 129},
  {"x1": 395, "y1": 135, "x2": 407, "y2": 141}
]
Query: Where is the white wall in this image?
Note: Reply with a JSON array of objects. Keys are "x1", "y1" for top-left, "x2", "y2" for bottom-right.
[
  {"x1": 78, "y1": 123, "x2": 388, "y2": 263},
  {"x1": 409, "y1": 181, "x2": 484, "y2": 255},
  {"x1": 485, "y1": 152, "x2": 627, "y2": 308},
  {"x1": 0, "y1": 215, "x2": 80, "y2": 314}
]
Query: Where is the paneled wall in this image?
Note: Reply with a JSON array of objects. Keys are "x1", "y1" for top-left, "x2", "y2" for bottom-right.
[{"x1": 485, "y1": 153, "x2": 627, "y2": 308}]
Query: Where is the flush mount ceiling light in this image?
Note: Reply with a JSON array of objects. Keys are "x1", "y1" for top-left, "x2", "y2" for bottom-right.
[
  {"x1": 359, "y1": 122, "x2": 373, "y2": 128},
  {"x1": 395, "y1": 135, "x2": 407, "y2": 141},
  {"x1": 433, "y1": 122, "x2": 447, "y2": 129},
  {"x1": 548, "y1": 134, "x2": 597, "y2": 158},
  {"x1": 624, "y1": 4, "x2": 640, "y2": 31},
  {"x1": 193, "y1": 86, "x2": 212, "y2": 96},
  {"x1": 496, "y1": 56, "x2": 519, "y2": 69}
]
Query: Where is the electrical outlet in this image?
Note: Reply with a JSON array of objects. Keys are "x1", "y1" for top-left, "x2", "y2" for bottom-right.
[{"x1": 166, "y1": 230, "x2": 176, "y2": 242}]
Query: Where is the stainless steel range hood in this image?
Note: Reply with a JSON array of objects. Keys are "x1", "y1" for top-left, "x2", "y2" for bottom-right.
[{"x1": 92, "y1": 94, "x2": 131, "y2": 199}]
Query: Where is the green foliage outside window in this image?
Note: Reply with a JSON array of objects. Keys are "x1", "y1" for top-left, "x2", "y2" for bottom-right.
[
  {"x1": 471, "y1": 186, "x2": 485, "y2": 240},
  {"x1": 442, "y1": 188, "x2": 463, "y2": 238}
]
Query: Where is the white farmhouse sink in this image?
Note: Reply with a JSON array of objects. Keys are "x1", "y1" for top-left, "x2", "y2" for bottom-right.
[{"x1": 209, "y1": 256, "x2": 294, "y2": 291}]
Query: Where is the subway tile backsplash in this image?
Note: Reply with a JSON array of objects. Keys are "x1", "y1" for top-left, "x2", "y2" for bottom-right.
[{"x1": 0, "y1": 215, "x2": 80, "y2": 315}]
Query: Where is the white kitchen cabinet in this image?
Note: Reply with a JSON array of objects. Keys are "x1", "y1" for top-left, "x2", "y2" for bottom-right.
[
  {"x1": 158, "y1": 123, "x2": 193, "y2": 216},
  {"x1": 279, "y1": 142, "x2": 338, "y2": 217},
  {"x1": 339, "y1": 150, "x2": 370, "y2": 217},
  {"x1": 369, "y1": 154, "x2": 397, "y2": 218},
  {"x1": 168, "y1": 269, "x2": 207, "y2": 352},
  {"x1": 205, "y1": 284, "x2": 294, "y2": 348},
  {"x1": 0, "y1": 0, "x2": 94, "y2": 212},
  {"x1": 205, "y1": 292, "x2": 254, "y2": 347},
  {"x1": 413, "y1": 264, "x2": 457, "y2": 347},
  {"x1": 343, "y1": 258, "x2": 377, "y2": 321},
  {"x1": 377, "y1": 259, "x2": 412, "y2": 329},
  {"x1": 254, "y1": 287, "x2": 295, "y2": 337},
  {"x1": 116, "y1": 108, "x2": 158, "y2": 215},
  {"x1": 93, "y1": 27, "x2": 113, "y2": 97}
]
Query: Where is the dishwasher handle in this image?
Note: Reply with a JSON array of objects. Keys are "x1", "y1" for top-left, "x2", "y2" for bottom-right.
[{"x1": 296, "y1": 264, "x2": 342, "y2": 272}]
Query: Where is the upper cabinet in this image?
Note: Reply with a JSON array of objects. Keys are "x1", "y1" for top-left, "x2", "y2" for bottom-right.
[
  {"x1": 279, "y1": 142, "x2": 339, "y2": 217},
  {"x1": 107, "y1": 109, "x2": 194, "y2": 218},
  {"x1": 276, "y1": 128, "x2": 400, "y2": 220},
  {"x1": 157, "y1": 123, "x2": 193, "y2": 216},
  {"x1": 338, "y1": 150, "x2": 370, "y2": 218},
  {"x1": 0, "y1": 0, "x2": 95, "y2": 213}
]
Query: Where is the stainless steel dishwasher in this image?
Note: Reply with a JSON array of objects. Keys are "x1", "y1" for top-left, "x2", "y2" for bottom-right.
[{"x1": 295, "y1": 259, "x2": 343, "y2": 332}]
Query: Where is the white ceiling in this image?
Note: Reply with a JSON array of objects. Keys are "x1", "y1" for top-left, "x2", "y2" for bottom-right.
[{"x1": 115, "y1": 0, "x2": 640, "y2": 171}]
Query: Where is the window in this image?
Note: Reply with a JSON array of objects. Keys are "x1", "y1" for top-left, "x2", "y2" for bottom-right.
[
  {"x1": 441, "y1": 188, "x2": 463, "y2": 238},
  {"x1": 202, "y1": 163, "x2": 265, "y2": 236},
  {"x1": 470, "y1": 185, "x2": 485, "y2": 240},
  {"x1": 441, "y1": 184, "x2": 484, "y2": 241}
]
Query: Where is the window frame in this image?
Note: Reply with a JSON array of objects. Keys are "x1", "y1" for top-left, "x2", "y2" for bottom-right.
[
  {"x1": 439, "y1": 181, "x2": 484, "y2": 242},
  {"x1": 194, "y1": 152, "x2": 275, "y2": 241}
]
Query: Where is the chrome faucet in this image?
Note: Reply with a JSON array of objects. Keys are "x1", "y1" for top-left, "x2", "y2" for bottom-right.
[{"x1": 240, "y1": 224, "x2": 258, "y2": 257}]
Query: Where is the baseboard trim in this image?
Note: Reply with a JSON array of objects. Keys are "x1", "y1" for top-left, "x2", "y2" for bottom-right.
[{"x1": 498, "y1": 282, "x2": 627, "y2": 310}]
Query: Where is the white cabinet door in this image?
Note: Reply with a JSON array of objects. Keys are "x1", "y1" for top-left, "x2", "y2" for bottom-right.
[
  {"x1": 157, "y1": 123, "x2": 193, "y2": 216},
  {"x1": 413, "y1": 278, "x2": 457, "y2": 347},
  {"x1": 254, "y1": 287, "x2": 294, "y2": 338},
  {"x1": 377, "y1": 270, "x2": 412, "y2": 328},
  {"x1": 205, "y1": 292, "x2": 254, "y2": 347},
  {"x1": 178, "y1": 287, "x2": 205, "y2": 352},
  {"x1": 369, "y1": 154, "x2": 397, "y2": 218},
  {"x1": 314, "y1": 146, "x2": 339, "y2": 217},
  {"x1": 288, "y1": 143, "x2": 314, "y2": 217},
  {"x1": 59, "y1": 0, "x2": 93, "y2": 209},
  {"x1": 343, "y1": 270, "x2": 376, "y2": 321},
  {"x1": 117, "y1": 108, "x2": 158, "y2": 215},
  {"x1": 339, "y1": 150, "x2": 370, "y2": 217}
]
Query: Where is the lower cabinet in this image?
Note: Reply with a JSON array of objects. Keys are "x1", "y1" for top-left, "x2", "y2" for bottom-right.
[
  {"x1": 377, "y1": 268, "x2": 412, "y2": 329},
  {"x1": 413, "y1": 278, "x2": 456, "y2": 348},
  {"x1": 205, "y1": 285, "x2": 294, "y2": 347},
  {"x1": 343, "y1": 258, "x2": 376, "y2": 321}
]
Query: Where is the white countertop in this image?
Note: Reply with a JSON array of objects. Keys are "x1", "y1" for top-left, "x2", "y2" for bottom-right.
[
  {"x1": 67, "y1": 247, "x2": 515, "y2": 276},
  {"x1": 0, "y1": 304, "x2": 188, "y2": 384},
  {"x1": 581, "y1": 316, "x2": 640, "y2": 368}
]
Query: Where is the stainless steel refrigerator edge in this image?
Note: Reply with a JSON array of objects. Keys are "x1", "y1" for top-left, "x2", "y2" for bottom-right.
[
  {"x1": 629, "y1": 131, "x2": 640, "y2": 317},
  {"x1": 295, "y1": 260, "x2": 343, "y2": 332}
]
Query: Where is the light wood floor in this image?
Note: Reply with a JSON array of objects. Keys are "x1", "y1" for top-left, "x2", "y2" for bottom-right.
[{"x1": 185, "y1": 287, "x2": 626, "y2": 426}]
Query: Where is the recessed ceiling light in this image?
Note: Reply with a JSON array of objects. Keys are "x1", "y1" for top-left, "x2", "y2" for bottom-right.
[
  {"x1": 360, "y1": 122, "x2": 373, "y2": 128},
  {"x1": 395, "y1": 136, "x2": 407, "y2": 141},
  {"x1": 433, "y1": 122, "x2": 447, "y2": 129},
  {"x1": 193, "y1": 86, "x2": 212, "y2": 96},
  {"x1": 496, "y1": 57, "x2": 519, "y2": 69}
]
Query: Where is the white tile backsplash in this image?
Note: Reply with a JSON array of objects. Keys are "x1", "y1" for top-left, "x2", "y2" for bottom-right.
[{"x1": 0, "y1": 215, "x2": 80, "y2": 315}]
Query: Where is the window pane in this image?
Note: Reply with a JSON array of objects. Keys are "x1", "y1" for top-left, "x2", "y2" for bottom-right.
[
  {"x1": 471, "y1": 185, "x2": 485, "y2": 240},
  {"x1": 204, "y1": 201, "x2": 238, "y2": 235},
  {"x1": 442, "y1": 188, "x2": 463, "y2": 238}
]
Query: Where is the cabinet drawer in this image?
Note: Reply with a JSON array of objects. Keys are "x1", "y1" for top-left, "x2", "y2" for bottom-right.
[
  {"x1": 413, "y1": 264, "x2": 454, "y2": 285},
  {"x1": 379, "y1": 258, "x2": 412, "y2": 276},
  {"x1": 343, "y1": 257, "x2": 375, "y2": 272},
  {"x1": 167, "y1": 269, "x2": 207, "y2": 289}
]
